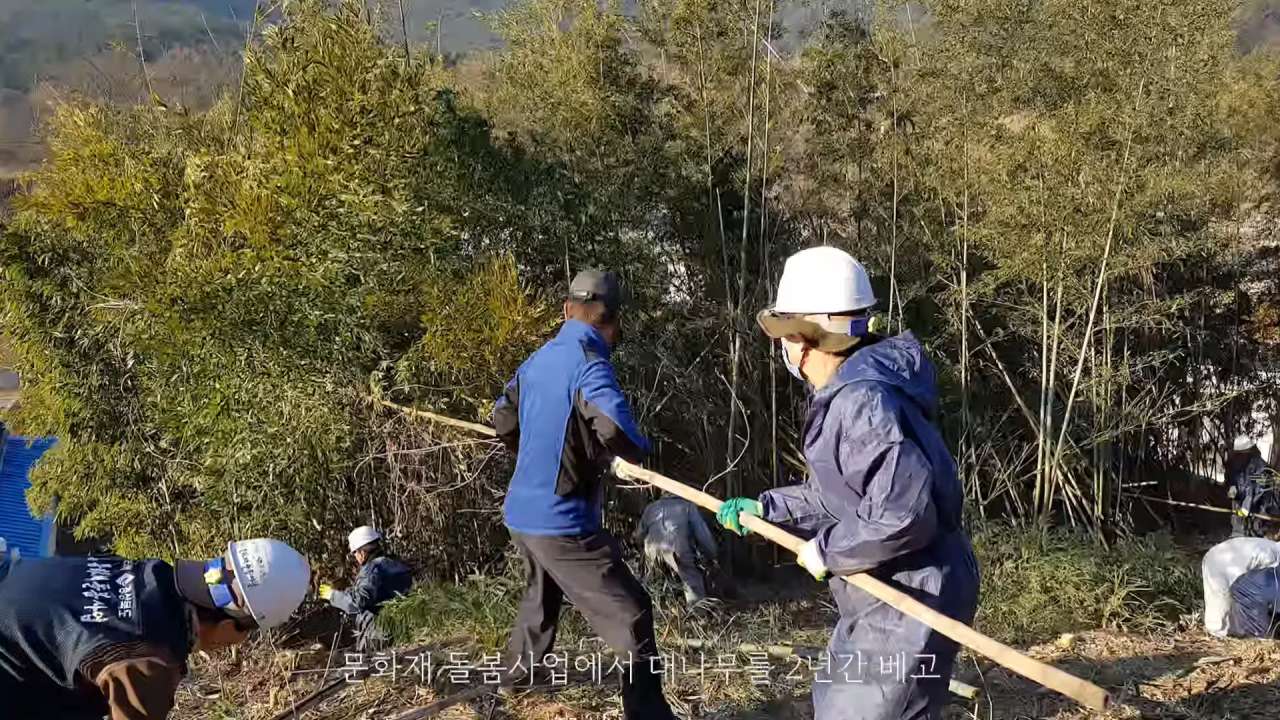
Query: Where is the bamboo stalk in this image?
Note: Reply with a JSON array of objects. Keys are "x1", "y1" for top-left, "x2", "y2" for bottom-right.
[
  {"x1": 229, "y1": 0, "x2": 263, "y2": 148},
  {"x1": 1043, "y1": 232, "x2": 1067, "y2": 518},
  {"x1": 888, "y1": 63, "x2": 901, "y2": 333},
  {"x1": 396, "y1": 0, "x2": 412, "y2": 71},
  {"x1": 381, "y1": 686, "x2": 489, "y2": 720},
  {"x1": 268, "y1": 642, "x2": 448, "y2": 720},
  {"x1": 727, "y1": 0, "x2": 765, "y2": 480},
  {"x1": 1049, "y1": 81, "x2": 1147, "y2": 494},
  {"x1": 761, "y1": 0, "x2": 777, "y2": 490},
  {"x1": 960, "y1": 90, "x2": 971, "y2": 494},
  {"x1": 131, "y1": 0, "x2": 156, "y2": 102},
  {"x1": 377, "y1": 400, "x2": 498, "y2": 437},
  {"x1": 1036, "y1": 223, "x2": 1049, "y2": 515}
]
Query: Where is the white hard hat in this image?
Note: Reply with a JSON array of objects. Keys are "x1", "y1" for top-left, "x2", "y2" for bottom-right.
[
  {"x1": 1234, "y1": 435, "x2": 1256, "y2": 452},
  {"x1": 758, "y1": 246, "x2": 877, "y2": 351},
  {"x1": 773, "y1": 246, "x2": 876, "y2": 314},
  {"x1": 226, "y1": 538, "x2": 311, "y2": 630},
  {"x1": 348, "y1": 526, "x2": 382, "y2": 554}
]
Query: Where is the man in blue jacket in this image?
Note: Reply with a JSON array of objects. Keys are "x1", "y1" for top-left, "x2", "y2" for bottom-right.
[
  {"x1": 717, "y1": 247, "x2": 980, "y2": 720},
  {"x1": 492, "y1": 270, "x2": 676, "y2": 720}
]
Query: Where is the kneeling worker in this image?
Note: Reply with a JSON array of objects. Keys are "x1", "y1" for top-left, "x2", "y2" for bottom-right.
[
  {"x1": 716, "y1": 247, "x2": 980, "y2": 720},
  {"x1": 319, "y1": 525, "x2": 413, "y2": 651},
  {"x1": 634, "y1": 495, "x2": 719, "y2": 609},
  {"x1": 0, "y1": 538, "x2": 310, "y2": 719}
]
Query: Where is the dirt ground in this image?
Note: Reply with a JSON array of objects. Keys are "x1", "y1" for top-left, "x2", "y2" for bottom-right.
[
  {"x1": 173, "y1": 615, "x2": 1280, "y2": 720},
  {"x1": 956, "y1": 629, "x2": 1280, "y2": 720}
]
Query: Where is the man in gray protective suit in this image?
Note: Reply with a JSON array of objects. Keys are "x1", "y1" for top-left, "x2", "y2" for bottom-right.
[
  {"x1": 717, "y1": 246, "x2": 980, "y2": 720},
  {"x1": 633, "y1": 496, "x2": 719, "y2": 608}
]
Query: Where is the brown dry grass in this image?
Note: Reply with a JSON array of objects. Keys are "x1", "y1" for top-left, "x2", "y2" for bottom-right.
[
  {"x1": 165, "y1": 529, "x2": 1243, "y2": 720},
  {"x1": 171, "y1": 597, "x2": 1280, "y2": 720},
  {"x1": 958, "y1": 628, "x2": 1280, "y2": 720}
]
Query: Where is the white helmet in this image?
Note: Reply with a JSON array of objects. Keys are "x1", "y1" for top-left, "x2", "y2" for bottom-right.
[
  {"x1": 772, "y1": 246, "x2": 876, "y2": 314},
  {"x1": 1234, "y1": 435, "x2": 1256, "y2": 452},
  {"x1": 226, "y1": 538, "x2": 311, "y2": 630},
  {"x1": 758, "y1": 247, "x2": 877, "y2": 351},
  {"x1": 347, "y1": 525, "x2": 382, "y2": 554}
]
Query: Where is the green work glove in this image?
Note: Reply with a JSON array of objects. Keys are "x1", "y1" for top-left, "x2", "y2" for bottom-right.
[{"x1": 717, "y1": 497, "x2": 763, "y2": 536}]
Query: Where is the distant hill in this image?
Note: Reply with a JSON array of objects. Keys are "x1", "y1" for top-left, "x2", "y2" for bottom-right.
[
  {"x1": 3, "y1": 0, "x2": 1275, "y2": 175},
  {"x1": 0, "y1": 0, "x2": 254, "y2": 92},
  {"x1": 0, "y1": 0, "x2": 507, "y2": 171}
]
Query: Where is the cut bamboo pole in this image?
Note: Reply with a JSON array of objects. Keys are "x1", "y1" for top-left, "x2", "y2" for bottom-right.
[
  {"x1": 1133, "y1": 494, "x2": 1280, "y2": 523},
  {"x1": 611, "y1": 459, "x2": 1109, "y2": 711}
]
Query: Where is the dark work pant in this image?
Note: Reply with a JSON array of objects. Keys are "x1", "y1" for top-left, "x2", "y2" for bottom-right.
[{"x1": 504, "y1": 530, "x2": 675, "y2": 720}]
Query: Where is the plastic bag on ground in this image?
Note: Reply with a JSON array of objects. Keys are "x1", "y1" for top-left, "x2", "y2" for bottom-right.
[
  {"x1": 1202, "y1": 537, "x2": 1280, "y2": 637},
  {"x1": 1228, "y1": 566, "x2": 1280, "y2": 638}
]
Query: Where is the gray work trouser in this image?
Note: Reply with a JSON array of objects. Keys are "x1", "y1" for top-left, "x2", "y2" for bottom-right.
[{"x1": 504, "y1": 530, "x2": 676, "y2": 720}]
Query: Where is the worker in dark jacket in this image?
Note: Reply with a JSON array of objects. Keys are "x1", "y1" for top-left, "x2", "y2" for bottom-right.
[
  {"x1": 320, "y1": 526, "x2": 413, "y2": 651},
  {"x1": 1228, "y1": 437, "x2": 1276, "y2": 538},
  {"x1": 634, "y1": 495, "x2": 719, "y2": 608},
  {"x1": 0, "y1": 538, "x2": 309, "y2": 720},
  {"x1": 492, "y1": 269, "x2": 676, "y2": 720},
  {"x1": 716, "y1": 247, "x2": 980, "y2": 720}
]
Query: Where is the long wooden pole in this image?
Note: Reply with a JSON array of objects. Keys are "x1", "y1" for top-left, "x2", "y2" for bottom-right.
[
  {"x1": 611, "y1": 460, "x2": 1108, "y2": 710},
  {"x1": 378, "y1": 400, "x2": 1110, "y2": 711},
  {"x1": 1134, "y1": 494, "x2": 1280, "y2": 524}
]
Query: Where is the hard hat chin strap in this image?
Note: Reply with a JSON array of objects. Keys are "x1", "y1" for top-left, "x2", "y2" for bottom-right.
[
  {"x1": 806, "y1": 313, "x2": 871, "y2": 337},
  {"x1": 203, "y1": 558, "x2": 237, "y2": 610}
]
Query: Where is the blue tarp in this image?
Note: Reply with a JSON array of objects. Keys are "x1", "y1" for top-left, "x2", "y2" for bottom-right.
[{"x1": 0, "y1": 435, "x2": 57, "y2": 558}]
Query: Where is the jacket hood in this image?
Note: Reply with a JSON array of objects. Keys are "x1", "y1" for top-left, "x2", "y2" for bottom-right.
[{"x1": 816, "y1": 332, "x2": 939, "y2": 414}]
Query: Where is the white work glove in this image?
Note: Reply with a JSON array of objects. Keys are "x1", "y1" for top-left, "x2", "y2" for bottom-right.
[{"x1": 797, "y1": 539, "x2": 830, "y2": 581}]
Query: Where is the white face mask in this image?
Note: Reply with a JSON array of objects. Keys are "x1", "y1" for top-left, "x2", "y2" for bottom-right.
[{"x1": 781, "y1": 340, "x2": 805, "y2": 383}]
